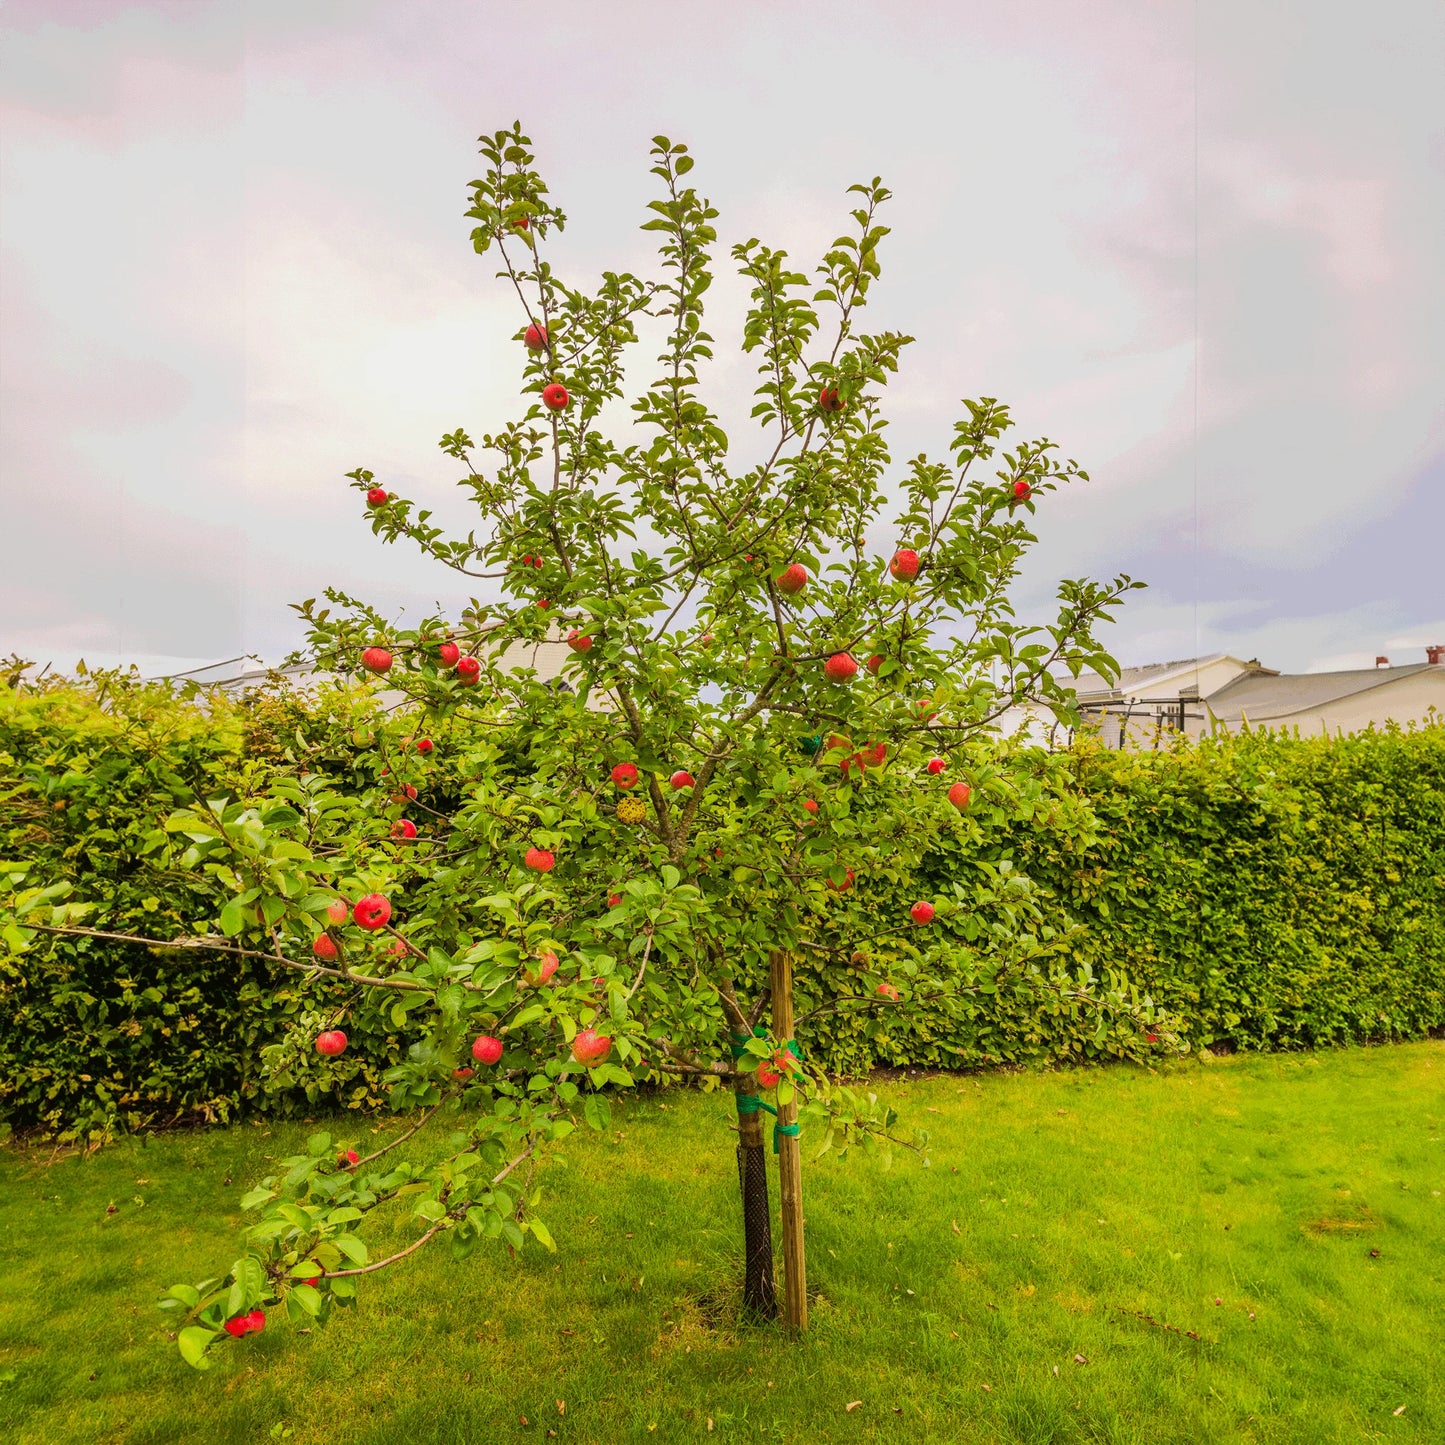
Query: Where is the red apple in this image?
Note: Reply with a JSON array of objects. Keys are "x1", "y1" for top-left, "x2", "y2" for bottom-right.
[
  {"x1": 829, "y1": 868, "x2": 856, "y2": 893},
  {"x1": 524, "y1": 846, "x2": 555, "y2": 872},
  {"x1": 223, "y1": 1316, "x2": 250, "y2": 1339},
  {"x1": 1145, "y1": 1032, "x2": 1159, "y2": 1043},
  {"x1": 312, "y1": 934, "x2": 339, "y2": 961},
  {"x1": 948, "y1": 782, "x2": 972, "y2": 811},
  {"x1": 456, "y1": 656, "x2": 481, "y2": 685},
  {"x1": 1013, "y1": 480, "x2": 1031, "y2": 500},
  {"x1": 511, "y1": 216, "x2": 531, "y2": 231},
  {"x1": 366, "y1": 486, "x2": 389, "y2": 507},
  {"x1": 471, "y1": 1034, "x2": 504, "y2": 1065},
  {"x1": 608, "y1": 892, "x2": 622, "y2": 907},
  {"x1": 876, "y1": 982, "x2": 900, "y2": 1002},
  {"x1": 910, "y1": 900, "x2": 936, "y2": 925},
  {"x1": 390, "y1": 783, "x2": 418, "y2": 802},
  {"x1": 386, "y1": 938, "x2": 409, "y2": 956},
  {"x1": 361, "y1": 647, "x2": 393, "y2": 674},
  {"x1": 571, "y1": 1028, "x2": 612, "y2": 1065},
  {"x1": 803, "y1": 798, "x2": 819, "y2": 817},
  {"x1": 567, "y1": 630, "x2": 593, "y2": 653},
  {"x1": 526, "y1": 951, "x2": 559, "y2": 986},
  {"x1": 453, "y1": 1067, "x2": 474, "y2": 1080},
  {"x1": 542, "y1": 382, "x2": 570, "y2": 411},
  {"x1": 353, "y1": 894, "x2": 391, "y2": 930},
  {"x1": 338, "y1": 1148, "x2": 359, "y2": 1167},
  {"x1": 669, "y1": 770, "x2": 696, "y2": 789},
  {"x1": 325, "y1": 898, "x2": 349, "y2": 925},
  {"x1": 390, "y1": 819, "x2": 417, "y2": 841},
  {"x1": 611, "y1": 762, "x2": 639, "y2": 789},
  {"x1": 926, "y1": 757, "x2": 946, "y2": 775},
  {"x1": 524, "y1": 322, "x2": 547, "y2": 350},
  {"x1": 415, "y1": 738, "x2": 434, "y2": 755},
  {"x1": 818, "y1": 385, "x2": 845, "y2": 413},
  {"x1": 776, "y1": 564, "x2": 808, "y2": 596},
  {"x1": 437, "y1": 641, "x2": 460, "y2": 668},
  {"x1": 532, "y1": 555, "x2": 544, "y2": 569},
  {"x1": 866, "y1": 653, "x2": 885, "y2": 674},
  {"x1": 824, "y1": 652, "x2": 859, "y2": 681},
  {"x1": 889, "y1": 549, "x2": 920, "y2": 582},
  {"x1": 536, "y1": 598, "x2": 550, "y2": 609},
  {"x1": 315, "y1": 1030, "x2": 348, "y2": 1057}
]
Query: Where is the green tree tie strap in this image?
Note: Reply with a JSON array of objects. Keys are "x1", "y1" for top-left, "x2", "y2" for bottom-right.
[
  {"x1": 773, "y1": 1121, "x2": 800, "y2": 1153},
  {"x1": 729, "y1": 1027, "x2": 768, "y2": 1059},
  {"x1": 734, "y1": 1093, "x2": 777, "y2": 1118}
]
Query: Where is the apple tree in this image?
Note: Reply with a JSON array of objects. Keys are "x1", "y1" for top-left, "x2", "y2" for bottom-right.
[{"x1": 13, "y1": 123, "x2": 1159, "y2": 1361}]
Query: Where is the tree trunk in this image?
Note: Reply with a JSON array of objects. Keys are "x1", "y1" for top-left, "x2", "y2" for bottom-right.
[{"x1": 733, "y1": 1066, "x2": 778, "y2": 1319}]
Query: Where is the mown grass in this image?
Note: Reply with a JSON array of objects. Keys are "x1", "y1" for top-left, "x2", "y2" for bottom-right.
[{"x1": 1, "y1": 1042, "x2": 1441, "y2": 1444}]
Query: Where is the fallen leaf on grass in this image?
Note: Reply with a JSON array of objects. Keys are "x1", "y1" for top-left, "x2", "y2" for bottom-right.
[
  {"x1": 951, "y1": 1219, "x2": 961, "y2": 1235},
  {"x1": 845, "y1": 1401, "x2": 862, "y2": 1412},
  {"x1": 1394, "y1": 1405, "x2": 1407, "y2": 1417},
  {"x1": 1073, "y1": 1354, "x2": 1088, "y2": 1365}
]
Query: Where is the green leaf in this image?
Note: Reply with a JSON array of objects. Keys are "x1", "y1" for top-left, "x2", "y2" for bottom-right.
[{"x1": 178, "y1": 1326, "x2": 217, "y2": 1369}]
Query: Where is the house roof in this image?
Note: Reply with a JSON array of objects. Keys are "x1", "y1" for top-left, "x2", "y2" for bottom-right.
[
  {"x1": 1205, "y1": 662, "x2": 1435, "y2": 722},
  {"x1": 1066, "y1": 653, "x2": 1267, "y2": 700}
]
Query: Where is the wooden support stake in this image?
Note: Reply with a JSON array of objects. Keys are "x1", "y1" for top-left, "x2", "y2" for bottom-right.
[{"x1": 769, "y1": 948, "x2": 807, "y2": 1334}]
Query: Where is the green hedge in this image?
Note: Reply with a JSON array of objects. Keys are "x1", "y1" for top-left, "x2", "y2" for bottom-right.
[{"x1": 4, "y1": 676, "x2": 1443, "y2": 1138}]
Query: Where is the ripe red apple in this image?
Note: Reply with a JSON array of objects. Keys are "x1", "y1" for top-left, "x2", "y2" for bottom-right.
[
  {"x1": 542, "y1": 382, "x2": 570, "y2": 411},
  {"x1": 926, "y1": 757, "x2": 946, "y2": 775},
  {"x1": 437, "y1": 641, "x2": 460, "y2": 668},
  {"x1": 386, "y1": 938, "x2": 409, "y2": 956},
  {"x1": 889, "y1": 549, "x2": 920, "y2": 581},
  {"x1": 876, "y1": 982, "x2": 900, "y2": 1002},
  {"x1": 338, "y1": 1148, "x2": 359, "y2": 1167},
  {"x1": 1145, "y1": 1032, "x2": 1159, "y2": 1043},
  {"x1": 325, "y1": 898, "x2": 348, "y2": 925},
  {"x1": 567, "y1": 630, "x2": 593, "y2": 653},
  {"x1": 611, "y1": 762, "x2": 639, "y2": 789},
  {"x1": 390, "y1": 783, "x2": 418, "y2": 803},
  {"x1": 415, "y1": 738, "x2": 434, "y2": 755},
  {"x1": 669, "y1": 770, "x2": 696, "y2": 789},
  {"x1": 472, "y1": 1034, "x2": 504, "y2": 1065},
  {"x1": 312, "y1": 934, "x2": 338, "y2": 961},
  {"x1": 361, "y1": 647, "x2": 393, "y2": 674},
  {"x1": 456, "y1": 656, "x2": 481, "y2": 685},
  {"x1": 776, "y1": 564, "x2": 808, "y2": 596},
  {"x1": 699, "y1": 632, "x2": 714, "y2": 648},
  {"x1": 1013, "y1": 480, "x2": 1031, "y2": 500},
  {"x1": 818, "y1": 385, "x2": 845, "y2": 413},
  {"x1": 353, "y1": 894, "x2": 391, "y2": 930},
  {"x1": 910, "y1": 900, "x2": 936, "y2": 925},
  {"x1": 867, "y1": 741, "x2": 887, "y2": 766},
  {"x1": 453, "y1": 1067, "x2": 474, "y2": 1080},
  {"x1": 366, "y1": 486, "x2": 389, "y2": 507},
  {"x1": 524, "y1": 322, "x2": 548, "y2": 350},
  {"x1": 524, "y1": 846, "x2": 555, "y2": 872},
  {"x1": 571, "y1": 1028, "x2": 612, "y2": 1065},
  {"x1": 824, "y1": 652, "x2": 858, "y2": 681},
  {"x1": 608, "y1": 892, "x2": 622, "y2": 907},
  {"x1": 511, "y1": 216, "x2": 531, "y2": 231},
  {"x1": 315, "y1": 1030, "x2": 348, "y2": 1057},
  {"x1": 526, "y1": 951, "x2": 560, "y2": 986},
  {"x1": 866, "y1": 653, "x2": 885, "y2": 674},
  {"x1": 803, "y1": 798, "x2": 819, "y2": 817},
  {"x1": 390, "y1": 819, "x2": 417, "y2": 841},
  {"x1": 829, "y1": 868, "x2": 856, "y2": 893},
  {"x1": 948, "y1": 782, "x2": 972, "y2": 811},
  {"x1": 223, "y1": 1316, "x2": 250, "y2": 1339},
  {"x1": 536, "y1": 598, "x2": 550, "y2": 610}
]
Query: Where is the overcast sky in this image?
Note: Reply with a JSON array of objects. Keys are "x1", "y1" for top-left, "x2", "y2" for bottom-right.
[{"x1": 2, "y1": 0, "x2": 1441, "y2": 679}]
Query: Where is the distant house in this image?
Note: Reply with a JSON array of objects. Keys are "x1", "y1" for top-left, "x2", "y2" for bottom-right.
[{"x1": 1064, "y1": 648, "x2": 1445, "y2": 747}]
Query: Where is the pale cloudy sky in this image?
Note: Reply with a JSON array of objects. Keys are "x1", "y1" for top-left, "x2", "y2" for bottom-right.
[{"x1": 2, "y1": 0, "x2": 1441, "y2": 678}]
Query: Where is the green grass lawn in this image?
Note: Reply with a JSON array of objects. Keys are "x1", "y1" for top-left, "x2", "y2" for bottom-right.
[{"x1": 2, "y1": 1042, "x2": 1441, "y2": 1445}]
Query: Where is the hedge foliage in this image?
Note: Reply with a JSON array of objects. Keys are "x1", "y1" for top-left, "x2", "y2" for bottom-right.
[{"x1": 4, "y1": 675, "x2": 1443, "y2": 1138}]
